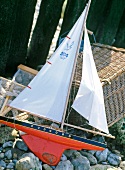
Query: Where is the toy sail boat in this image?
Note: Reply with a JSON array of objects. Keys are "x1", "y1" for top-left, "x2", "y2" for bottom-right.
[{"x1": 0, "y1": 0, "x2": 115, "y2": 165}]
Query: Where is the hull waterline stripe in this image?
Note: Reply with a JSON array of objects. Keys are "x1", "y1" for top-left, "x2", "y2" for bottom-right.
[{"x1": 0, "y1": 116, "x2": 106, "y2": 149}]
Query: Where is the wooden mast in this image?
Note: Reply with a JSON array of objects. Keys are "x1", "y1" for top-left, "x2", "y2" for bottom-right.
[{"x1": 61, "y1": 0, "x2": 92, "y2": 129}]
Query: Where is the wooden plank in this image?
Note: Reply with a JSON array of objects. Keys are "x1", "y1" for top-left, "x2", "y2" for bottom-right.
[
  {"x1": 0, "y1": 96, "x2": 11, "y2": 114},
  {"x1": 0, "y1": 77, "x2": 26, "y2": 88},
  {"x1": 0, "y1": 76, "x2": 25, "y2": 114},
  {"x1": 18, "y1": 64, "x2": 38, "y2": 75},
  {"x1": 93, "y1": 43, "x2": 125, "y2": 52},
  {"x1": 0, "y1": 107, "x2": 12, "y2": 116},
  {"x1": 0, "y1": 68, "x2": 19, "y2": 114}
]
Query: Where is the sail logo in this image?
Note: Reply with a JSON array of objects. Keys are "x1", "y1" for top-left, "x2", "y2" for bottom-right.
[
  {"x1": 60, "y1": 52, "x2": 68, "y2": 60},
  {"x1": 60, "y1": 41, "x2": 74, "y2": 60},
  {"x1": 64, "y1": 41, "x2": 74, "y2": 50}
]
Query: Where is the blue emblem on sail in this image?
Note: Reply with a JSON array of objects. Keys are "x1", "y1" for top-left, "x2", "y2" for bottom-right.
[
  {"x1": 60, "y1": 52, "x2": 68, "y2": 60},
  {"x1": 64, "y1": 41, "x2": 74, "y2": 50},
  {"x1": 60, "y1": 41, "x2": 74, "y2": 60}
]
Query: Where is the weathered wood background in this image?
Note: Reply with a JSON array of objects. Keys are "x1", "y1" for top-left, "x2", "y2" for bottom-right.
[{"x1": 0, "y1": 0, "x2": 125, "y2": 76}]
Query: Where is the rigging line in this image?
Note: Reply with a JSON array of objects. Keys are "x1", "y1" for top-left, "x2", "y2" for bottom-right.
[
  {"x1": 65, "y1": 56, "x2": 81, "y2": 136},
  {"x1": 13, "y1": 115, "x2": 16, "y2": 130},
  {"x1": 65, "y1": 108, "x2": 72, "y2": 123},
  {"x1": 11, "y1": 109, "x2": 17, "y2": 130},
  {"x1": 66, "y1": 59, "x2": 79, "y2": 123}
]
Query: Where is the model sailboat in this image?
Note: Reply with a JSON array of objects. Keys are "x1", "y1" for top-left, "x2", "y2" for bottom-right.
[{"x1": 0, "y1": 0, "x2": 114, "y2": 165}]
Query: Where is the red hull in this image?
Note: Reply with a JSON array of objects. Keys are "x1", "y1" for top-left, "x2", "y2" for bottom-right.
[
  {"x1": 0, "y1": 118, "x2": 105, "y2": 165},
  {"x1": 21, "y1": 134, "x2": 70, "y2": 165}
]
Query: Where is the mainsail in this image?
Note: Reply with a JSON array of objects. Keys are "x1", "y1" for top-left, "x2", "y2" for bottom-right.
[
  {"x1": 72, "y1": 27, "x2": 109, "y2": 134},
  {"x1": 9, "y1": 6, "x2": 88, "y2": 123}
]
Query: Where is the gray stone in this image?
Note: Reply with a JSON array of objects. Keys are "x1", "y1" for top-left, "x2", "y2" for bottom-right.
[
  {"x1": 15, "y1": 74, "x2": 22, "y2": 84},
  {"x1": 0, "y1": 153, "x2": 4, "y2": 159},
  {"x1": 16, "y1": 71, "x2": 34, "y2": 86},
  {"x1": 6, "y1": 162, "x2": 15, "y2": 169},
  {"x1": 0, "y1": 127, "x2": 15, "y2": 144},
  {"x1": 43, "y1": 164, "x2": 52, "y2": 170},
  {"x1": 70, "y1": 151, "x2": 90, "y2": 170},
  {"x1": 90, "y1": 164, "x2": 114, "y2": 170},
  {"x1": 11, "y1": 148, "x2": 25, "y2": 159},
  {"x1": 64, "y1": 150, "x2": 76, "y2": 158},
  {"x1": 50, "y1": 166, "x2": 56, "y2": 169},
  {"x1": 101, "y1": 161, "x2": 109, "y2": 165},
  {"x1": 0, "y1": 147, "x2": 2, "y2": 152},
  {"x1": 15, "y1": 139, "x2": 28, "y2": 151},
  {"x1": 107, "y1": 168, "x2": 122, "y2": 170},
  {"x1": 12, "y1": 159, "x2": 18, "y2": 165},
  {"x1": 16, "y1": 152, "x2": 42, "y2": 170},
  {"x1": 120, "y1": 161, "x2": 125, "y2": 170},
  {"x1": 95, "y1": 149, "x2": 110, "y2": 163},
  {"x1": 12, "y1": 152, "x2": 18, "y2": 159},
  {"x1": 0, "y1": 160, "x2": 6, "y2": 168},
  {"x1": 80, "y1": 151, "x2": 97, "y2": 165},
  {"x1": 3, "y1": 141, "x2": 13, "y2": 148},
  {"x1": 55, "y1": 160, "x2": 73, "y2": 170},
  {"x1": 61, "y1": 154, "x2": 67, "y2": 161},
  {"x1": 88, "y1": 150, "x2": 96, "y2": 155},
  {"x1": 5, "y1": 150, "x2": 12, "y2": 159},
  {"x1": 107, "y1": 153, "x2": 121, "y2": 166},
  {"x1": 113, "y1": 150, "x2": 122, "y2": 156},
  {"x1": 92, "y1": 136, "x2": 105, "y2": 143}
]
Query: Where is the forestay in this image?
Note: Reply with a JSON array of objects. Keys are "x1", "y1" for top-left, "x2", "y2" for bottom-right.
[
  {"x1": 72, "y1": 27, "x2": 109, "y2": 134},
  {"x1": 9, "y1": 6, "x2": 88, "y2": 123}
]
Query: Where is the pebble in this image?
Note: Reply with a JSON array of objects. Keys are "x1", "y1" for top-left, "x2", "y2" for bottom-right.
[
  {"x1": 6, "y1": 162, "x2": 14, "y2": 169},
  {"x1": 107, "y1": 153, "x2": 121, "y2": 166},
  {"x1": 60, "y1": 154, "x2": 67, "y2": 161},
  {"x1": 80, "y1": 151, "x2": 97, "y2": 165},
  {"x1": 0, "y1": 137, "x2": 124, "y2": 170},
  {"x1": 55, "y1": 160, "x2": 73, "y2": 170},
  {"x1": 0, "y1": 153, "x2": 4, "y2": 159},
  {"x1": 95, "y1": 148, "x2": 110, "y2": 163},
  {"x1": 120, "y1": 161, "x2": 125, "y2": 170},
  {"x1": 0, "y1": 160, "x2": 6, "y2": 168},
  {"x1": 4, "y1": 150, "x2": 12, "y2": 160},
  {"x1": 3, "y1": 142, "x2": 13, "y2": 149},
  {"x1": 15, "y1": 139, "x2": 28, "y2": 151},
  {"x1": 43, "y1": 164, "x2": 53, "y2": 170}
]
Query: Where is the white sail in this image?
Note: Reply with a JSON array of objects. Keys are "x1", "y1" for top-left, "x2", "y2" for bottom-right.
[
  {"x1": 9, "y1": 7, "x2": 87, "y2": 123},
  {"x1": 72, "y1": 27, "x2": 109, "y2": 134}
]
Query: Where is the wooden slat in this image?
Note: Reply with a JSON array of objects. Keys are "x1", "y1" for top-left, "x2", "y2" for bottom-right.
[
  {"x1": 18, "y1": 64, "x2": 38, "y2": 75},
  {"x1": 0, "y1": 77, "x2": 26, "y2": 88},
  {"x1": 0, "y1": 76, "x2": 26, "y2": 115},
  {"x1": 0, "y1": 107, "x2": 12, "y2": 116},
  {"x1": 93, "y1": 43, "x2": 125, "y2": 52}
]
